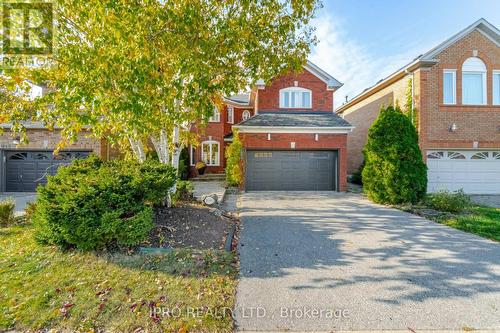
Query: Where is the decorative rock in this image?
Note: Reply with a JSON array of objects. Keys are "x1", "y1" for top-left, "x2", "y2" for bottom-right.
[{"x1": 202, "y1": 193, "x2": 218, "y2": 206}]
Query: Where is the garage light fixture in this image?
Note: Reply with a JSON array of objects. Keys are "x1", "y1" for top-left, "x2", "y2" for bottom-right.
[
  {"x1": 314, "y1": 134, "x2": 319, "y2": 141},
  {"x1": 12, "y1": 136, "x2": 20, "y2": 145},
  {"x1": 449, "y1": 123, "x2": 458, "y2": 132},
  {"x1": 267, "y1": 133, "x2": 271, "y2": 141}
]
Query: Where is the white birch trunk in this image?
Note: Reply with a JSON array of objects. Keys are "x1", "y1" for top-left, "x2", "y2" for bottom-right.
[{"x1": 128, "y1": 137, "x2": 146, "y2": 162}]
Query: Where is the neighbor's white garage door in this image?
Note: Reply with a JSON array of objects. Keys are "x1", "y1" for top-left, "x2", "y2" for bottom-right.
[{"x1": 427, "y1": 150, "x2": 500, "y2": 194}]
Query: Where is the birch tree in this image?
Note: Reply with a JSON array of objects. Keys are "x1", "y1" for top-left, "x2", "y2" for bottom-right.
[{"x1": 1, "y1": 0, "x2": 321, "y2": 166}]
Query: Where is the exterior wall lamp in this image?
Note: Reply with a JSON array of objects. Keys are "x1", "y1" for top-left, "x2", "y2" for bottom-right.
[{"x1": 449, "y1": 123, "x2": 458, "y2": 132}]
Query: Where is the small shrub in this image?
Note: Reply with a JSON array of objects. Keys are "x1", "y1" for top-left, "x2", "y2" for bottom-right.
[
  {"x1": 0, "y1": 198, "x2": 15, "y2": 226},
  {"x1": 350, "y1": 161, "x2": 365, "y2": 185},
  {"x1": 178, "y1": 147, "x2": 189, "y2": 180},
  {"x1": 24, "y1": 202, "x2": 37, "y2": 223},
  {"x1": 173, "y1": 180, "x2": 194, "y2": 202},
  {"x1": 225, "y1": 129, "x2": 243, "y2": 186},
  {"x1": 426, "y1": 189, "x2": 471, "y2": 213},
  {"x1": 362, "y1": 105, "x2": 427, "y2": 204},
  {"x1": 33, "y1": 155, "x2": 177, "y2": 251}
]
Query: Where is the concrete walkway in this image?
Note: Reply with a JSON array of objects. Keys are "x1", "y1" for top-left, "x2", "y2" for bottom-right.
[
  {"x1": 191, "y1": 180, "x2": 226, "y2": 203},
  {"x1": 0, "y1": 193, "x2": 36, "y2": 216},
  {"x1": 235, "y1": 192, "x2": 500, "y2": 331}
]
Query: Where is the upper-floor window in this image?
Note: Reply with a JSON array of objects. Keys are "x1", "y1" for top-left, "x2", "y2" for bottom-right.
[
  {"x1": 494, "y1": 71, "x2": 500, "y2": 105},
  {"x1": 227, "y1": 106, "x2": 234, "y2": 124},
  {"x1": 462, "y1": 57, "x2": 487, "y2": 105},
  {"x1": 242, "y1": 110, "x2": 251, "y2": 121},
  {"x1": 209, "y1": 106, "x2": 220, "y2": 122},
  {"x1": 443, "y1": 70, "x2": 456, "y2": 104},
  {"x1": 279, "y1": 87, "x2": 312, "y2": 108}
]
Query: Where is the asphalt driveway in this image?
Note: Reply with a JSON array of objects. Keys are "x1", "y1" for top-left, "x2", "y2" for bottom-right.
[{"x1": 235, "y1": 192, "x2": 500, "y2": 332}]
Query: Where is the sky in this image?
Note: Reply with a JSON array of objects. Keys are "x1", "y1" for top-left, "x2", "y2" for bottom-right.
[{"x1": 309, "y1": 0, "x2": 500, "y2": 108}]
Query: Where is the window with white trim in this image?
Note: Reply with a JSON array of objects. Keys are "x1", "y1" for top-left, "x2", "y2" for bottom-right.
[
  {"x1": 209, "y1": 107, "x2": 220, "y2": 122},
  {"x1": 494, "y1": 71, "x2": 500, "y2": 105},
  {"x1": 279, "y1": 87, "x2": 312, "y2": 108},
  {"x1": 227, "y1": 106, "x2": 234, "y2": 124},
  {"x1": 242, "y1": 110, "x2": 251, "y2": 121},
  {"x1": 189, "y1": 145, "x2": 196, "y2": 166},
  {"x1": 201, "y1": 141, "x2": 220, "y2": 166},
  {"x1": 443, "y1": 70, "x2": 456, "y2": 104},
  {"x1": 462, "y1": 57, "x2": 487, "y2": 105}
]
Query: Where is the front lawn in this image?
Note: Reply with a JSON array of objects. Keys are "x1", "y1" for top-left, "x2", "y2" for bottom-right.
[
  {"x1": 440, "y1": 206, "x2": 500, "y2": 242},
  {"x1": 0, "y1": 224, "x2": 237, "y2": 332}
]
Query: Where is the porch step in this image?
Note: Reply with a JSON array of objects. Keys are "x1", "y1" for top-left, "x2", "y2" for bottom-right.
[{"x1": 190, "y1": 173, "x2": 226, "y2": 181}]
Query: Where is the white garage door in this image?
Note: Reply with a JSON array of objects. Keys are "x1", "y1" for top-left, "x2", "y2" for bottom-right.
[{"x1": 427, "y1": 150, "x2": 500, "y2": 194}]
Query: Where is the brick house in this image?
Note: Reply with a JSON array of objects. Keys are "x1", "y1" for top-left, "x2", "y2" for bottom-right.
[
  {"x1": 337, "y1": 18, "x2": 500, "y2": 194},
  {"x1": 190, "y1": 61, "x2": 353, "y2": 191},
  {"x1": 0, "y1": 61, "x2": 352, "y2": 192}
]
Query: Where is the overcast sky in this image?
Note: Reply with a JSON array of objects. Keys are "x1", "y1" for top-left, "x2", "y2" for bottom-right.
[{"x1": 309, "y1": 0, "x2": 500, "y2": 108}]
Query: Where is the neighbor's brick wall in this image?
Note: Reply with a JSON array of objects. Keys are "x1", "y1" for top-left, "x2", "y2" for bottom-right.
[
  {"x1": 257, "y1": 68, "x2": 333, "y2": 112},
  {"x1": 239, "y1": 132, "x2": 348, "y2": 191},
  {"x1": 0, "y1": 129, "x2": 103, "y2": 157},
  {"x1": 419, "y1": 29, "x2": 500, "y2": 153},
  {"x1": 341, "y1": 75, "x2": 409, "y2": 173}
]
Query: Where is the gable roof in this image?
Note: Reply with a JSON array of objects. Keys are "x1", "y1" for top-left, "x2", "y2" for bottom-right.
[
  {"x1": 337, "y1": 18, "x2": 500, "y2": 114},
  {"x1": 304, "y1": 60, "x2": 343, "y2": 90}
]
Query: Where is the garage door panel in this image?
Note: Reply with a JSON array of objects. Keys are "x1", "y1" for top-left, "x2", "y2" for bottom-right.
[
  {"x1": 246, "y1": 150, "x2": 337, "y2": 191},
  {"x1": 5, "y1": 151, "x2": 91, "y2": 192},
  {"x1": 427, "y1": 150, "x2": 500, "y2": 194}
]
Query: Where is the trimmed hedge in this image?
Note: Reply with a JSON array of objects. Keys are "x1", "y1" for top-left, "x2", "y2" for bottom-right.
[
  {"x1": 33, "y1": 155, "x2": 177, "y2": 251},
  {"x1": 362, "y1": 105, "x2": 427, "y2": 204}
]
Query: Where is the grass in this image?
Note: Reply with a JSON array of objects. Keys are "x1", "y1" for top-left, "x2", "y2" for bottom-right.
[
  {"x1": 0, "y1": 224, "x2": 237, "y2": 332},
  {"x1": 439, "y1": 205, "x2": 500, "y2": 242}
]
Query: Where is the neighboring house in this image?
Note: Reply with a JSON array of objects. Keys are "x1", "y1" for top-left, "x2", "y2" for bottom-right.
[
  {"x1": 337, "y1": 18, "x2": 500, "y2": 195},
  {"x1": 190, "y1": 61, "x2": 353, "y2": 191},
  {"x1": 0, "y1": 61, "x2": 351, "y2": 192}
]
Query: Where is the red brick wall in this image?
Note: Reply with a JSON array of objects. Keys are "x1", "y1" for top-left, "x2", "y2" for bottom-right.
[
  {"x1": 257, "y1": 69, "x2": 333, "y2": 112},
  {"x1": 239, "y1": 132, "x2": 348, "y2": 191},
  {"x1": 419, "y1": 29, "x2": 500, "y2": 154}
]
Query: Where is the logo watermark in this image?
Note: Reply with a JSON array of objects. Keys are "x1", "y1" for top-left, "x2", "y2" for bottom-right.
[
  {"x1": 1, "y1": 0, "x2": 54, "y2": 68},
  {"x1": 149, "y1": 306, "x2": 350, "y2": 321}
]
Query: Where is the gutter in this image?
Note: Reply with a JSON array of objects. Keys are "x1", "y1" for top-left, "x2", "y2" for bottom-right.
[{"x1": 233, "y1": 125, "x2": 354, "y2": 134}]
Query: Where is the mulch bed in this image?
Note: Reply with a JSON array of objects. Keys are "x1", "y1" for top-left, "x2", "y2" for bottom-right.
[{"x1": 143, "y1": 201, "x2": 234, "y2": 250}]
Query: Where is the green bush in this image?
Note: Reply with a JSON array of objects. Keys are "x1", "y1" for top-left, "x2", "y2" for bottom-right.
[
  {"x1": 173, "y1": 180, "x2": 194, "y2": 202},
  {"x1": 178, "y1": 147, "x2": 189, "y2": 180},
  {"x1": 33, "y1": 155, "x2": 177, "y2": 251},
  {"x1": 350, "y1": 161, "x2": 365, "y2": 185},
  {"x1": 24, "y1": 202, "x2": 37, "y2": 223},
  {"x1": 0, "y1": 198, "x2": 15, "y2": 226},
  {"x1": 362, "y1": 105, "x2": 427, "y2": 204},
  {"x1": 225, "y1": 129, "x2": 243, "y2": 186},
  {"x1": 426, "y1": 189, "x2": 471, "y2": 213}
]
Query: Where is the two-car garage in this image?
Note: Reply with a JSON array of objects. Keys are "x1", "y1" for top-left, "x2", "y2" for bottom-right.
[
  {"x1": 427, "y1": 150, "x2": 500, "y2": 194},
  {"x1": 3, "y1": 150, "x2": 91, "y2": 192},
  {"x1": 246, "y1": 150, "x2": 338, "y2": 191}
]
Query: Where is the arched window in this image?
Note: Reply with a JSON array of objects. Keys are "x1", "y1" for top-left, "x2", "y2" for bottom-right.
[
  {"x1": 279, "y1": 87, "x2": 312, "y2": 108},
  {"x1": 462, "y1": 57, "x2": 487, "y2": 105},
  {"x1": 242, "y1": 110, "x2": 251, "y2": 121},
  {"x1": 201, "y1": 140, "x2": 220, "y2": 166}
]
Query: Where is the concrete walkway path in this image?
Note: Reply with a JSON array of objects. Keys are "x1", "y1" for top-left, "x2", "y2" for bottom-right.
[
  {"x1": 235, "y1": 192, "x2": 500, "y2": 332},
  {"x1": 191, "y1": 180, "x2": 226, "y2": 203}
]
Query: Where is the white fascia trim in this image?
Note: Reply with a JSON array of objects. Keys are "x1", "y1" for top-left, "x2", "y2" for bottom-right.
[
  {"x1": 233, "y1": 126, "x2": 354, "y2": 134},
  {"x1": 304, "y1": 61, "x2": 343, "y2": 89},
  {"x1": 223, "y1": 97, "x2": 252, "y2": 107},
  {"x1": 423, "y1": 19, "x2": 500, "y2": 60}
]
